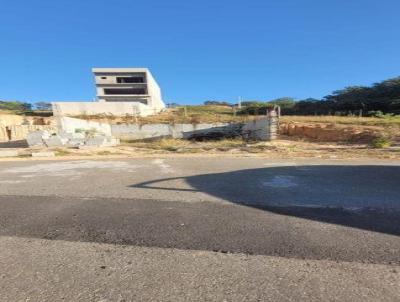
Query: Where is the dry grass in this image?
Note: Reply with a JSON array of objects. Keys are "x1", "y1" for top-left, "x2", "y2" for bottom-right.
[
  {"x1": 70, "y1": 107, "x2": 400, "y2": 128},
  {"x1": 121, "y1": 138, "x2": 277, "y2": 154},
  {"x1": 0, "y1": 110, "x2": 14, "y2": 114},
  {"x1": 281, "y1": 115, "x2": 400, "y2": 127},
  {"x1": 117, "y1": 137, "x2": 400, "y2": 159},
  {"x1": 53, "y1": 148, "x2": 72, "y2": 156},
  {"x1": 70, "y1": 106, "x2": 256, "y2": 125}
]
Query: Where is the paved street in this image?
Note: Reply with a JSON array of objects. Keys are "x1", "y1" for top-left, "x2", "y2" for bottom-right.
[{"x1": 0, "y1": 157, "x2": 399, "y2": 301}]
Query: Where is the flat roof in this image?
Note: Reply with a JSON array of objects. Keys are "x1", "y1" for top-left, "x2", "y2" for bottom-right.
[{"x1": 92, "y1": 68, "x2": 150, "y2": 73}]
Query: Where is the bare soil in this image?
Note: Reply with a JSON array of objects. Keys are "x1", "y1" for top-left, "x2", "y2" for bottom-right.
[{"x1": 2, "y1": 137, "x2": 399, "y2": 161}]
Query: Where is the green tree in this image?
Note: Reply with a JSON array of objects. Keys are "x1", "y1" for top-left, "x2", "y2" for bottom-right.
[{"x1": 35, "y1": 102, "x2": 52, "y2": 110}]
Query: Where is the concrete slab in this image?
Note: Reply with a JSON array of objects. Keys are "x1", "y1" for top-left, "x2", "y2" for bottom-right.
[
  {"x1": 44, "y1": 136, "x2": 68, "y2": 147},
  {"x1": 31, "y1": 151, "x2": 56, "y2": 157}
]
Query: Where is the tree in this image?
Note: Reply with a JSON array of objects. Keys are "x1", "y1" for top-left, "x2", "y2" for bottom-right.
[
  {"x1": 204, "y1": 100, "x2": 232, "y2": 106},
  {"x1": 35, "y1": 102, "x2": 52, "y2": 110},
  {"x1": 0, "y1": 100, "x2": 32, "y2": 111},
  {"x1": 266, "y1": 97, "x2": 296, "y2": 109}
]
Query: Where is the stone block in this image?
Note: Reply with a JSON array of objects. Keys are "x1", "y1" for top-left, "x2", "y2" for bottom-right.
[
  {"x1": 44, "y1": 136, "x2": 68, "y2": 147},
  {"x1": 102, "y1": 137, "x2": 120, "y2": 147},
  {"x1": 26, "y1": 130, "x2": 51, "y2": 147},
  {"x1": 0, "y1": 150, "x2": 19, "y2": 157},
  {"x1": 85, "y1": 136, "x2": 108, "y2": 146},
  {"x1": 58, "y1": 131, "x2": 75, "y2": 139},
  {"x1": 66, "y1": 138, "x2": 85, "y2": 147}
]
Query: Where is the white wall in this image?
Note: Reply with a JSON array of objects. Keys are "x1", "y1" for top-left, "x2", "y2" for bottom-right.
[
  {"x1": 58, "y1": 117, "x2": 112, "y2": 135},
  {"x1": 56, "y1": 116, "x2": 278, "y2": 141},
  {"x1": 146, "y1": 70, "x2": 165, "y2": 110},
  {"x1": 52, "y1": 102, "x2": 162, "y2": 117}
]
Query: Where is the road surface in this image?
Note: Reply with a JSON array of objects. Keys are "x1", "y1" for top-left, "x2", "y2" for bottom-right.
[{"x1": 0, "y1": 157, "x2": 399, "y2": 301}]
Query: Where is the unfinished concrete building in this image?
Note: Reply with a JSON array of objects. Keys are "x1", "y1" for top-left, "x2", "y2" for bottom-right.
[{"x1": 52, "y1": 68, "x2": 165, "y2": 117}]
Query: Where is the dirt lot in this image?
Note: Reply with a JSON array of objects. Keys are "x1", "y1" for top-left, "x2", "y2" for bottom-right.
[
  {"x1": 1, "y1": 112, "x2": 400, "y2": 161},
  {"x1": 280, "y1": 116, "x2": 400, "y2": 147},
  {"x1": 2, "y1": 138, "x2": 399, "y2": 161}
]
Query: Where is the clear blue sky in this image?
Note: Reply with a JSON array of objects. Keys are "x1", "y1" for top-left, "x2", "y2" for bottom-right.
[{"x1": 0, "y1": 0, "x2": 399, "y2": 105}]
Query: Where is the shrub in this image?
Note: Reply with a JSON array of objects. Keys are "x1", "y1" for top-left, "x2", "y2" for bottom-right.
[{"x1": 371, "y1": 137, "x2": 392, "y2": 148}]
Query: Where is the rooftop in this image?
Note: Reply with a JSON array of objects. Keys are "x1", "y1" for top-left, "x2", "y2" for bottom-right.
[{"x1": 92, "y1": 68, "x2": 150, "y2": 73}]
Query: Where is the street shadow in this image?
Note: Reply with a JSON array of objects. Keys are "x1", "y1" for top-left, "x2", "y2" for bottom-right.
[
  {"x1": 1, "y1": 165, "x2": 400, "y2": 262},
  {"x1": 131, "y1": 165, "x2": 400, "y2": 236}
]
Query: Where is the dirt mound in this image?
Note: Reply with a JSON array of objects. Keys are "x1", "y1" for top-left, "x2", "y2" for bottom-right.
[{"x1": 280, "y1": 122, "x2": 382, "y2": 143}]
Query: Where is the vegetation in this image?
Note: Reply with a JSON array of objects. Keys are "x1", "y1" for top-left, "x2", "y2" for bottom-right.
[
  {"x1": 0, "y1": 100, "x2": 32, "y2": 113},
  {"x1": 54, "y1": 148, "x2": 72, "y2": 156},
  {"x1": 0, "y1": 100, "x2": 52, "y2": 116},
  {"x1": 204, "y1": 100, "x2": 233, "y2": 106},
  {"x1": 238, "y1": 76, "x2": 400, "y2": 116},
  {"x1": 280, "y1": 115, "x2": 400, "y2": 127},
  {"x1": 34, "y1": 102, "x2": 52, "y2": 110},
  {"x1": 133, "y1": 105, "x2": 251, "y2": 124},
  {"x1": 371, "y1": 137, "x2": 393, "y2": 149}
]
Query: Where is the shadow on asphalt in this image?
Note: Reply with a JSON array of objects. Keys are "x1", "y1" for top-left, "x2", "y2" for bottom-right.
[
  {"x1": 131, "y1": 165, "x2": 400, "y2": 236},
  {"x1": 1, "y1": 165, "x2": 400, "y2": 263}
]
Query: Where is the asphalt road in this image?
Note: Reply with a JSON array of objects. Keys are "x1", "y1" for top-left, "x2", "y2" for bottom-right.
[{"x1": 0, "y1": 157, "x2": 399, "y2": 301}]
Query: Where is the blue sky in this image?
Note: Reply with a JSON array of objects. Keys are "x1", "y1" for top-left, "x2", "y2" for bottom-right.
[{"x1": 0, "y1": 0, "x2": 399, "y2": 105}]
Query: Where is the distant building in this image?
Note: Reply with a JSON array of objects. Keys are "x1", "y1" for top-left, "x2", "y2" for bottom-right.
[{"x1": 52, "y1": 68, "x2": 165, "y2": 117}]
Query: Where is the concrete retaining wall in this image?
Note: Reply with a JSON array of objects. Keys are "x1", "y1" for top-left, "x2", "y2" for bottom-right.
[
  {"x1": 110, "y1": 123, "x2": 239, "y2": 140},
  {"x1": 111, "y1": 116, "x2": 278, "y2": 141},
  {"x1": 242, "y1": 111, "x2": 278, "y2": 140},
  {"x1": 1, "y1": 113, "x2": 279, "y2": 143},
  {"x1": 58, "y1": 117, "x2": 112, "y2": 136},
  {"x1": 56, "y1": 115, "x2": 278, "y2": 141}
]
